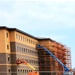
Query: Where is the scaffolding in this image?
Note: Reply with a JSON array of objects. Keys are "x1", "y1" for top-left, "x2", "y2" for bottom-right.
[{"x1": 37, "y1": 39, "x2": 71, "y2": 75}]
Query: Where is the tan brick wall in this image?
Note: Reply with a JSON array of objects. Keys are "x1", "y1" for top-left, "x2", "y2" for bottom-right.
[
  {"x1": 0, "y1": 29, "x2": 10, "y2": 53},
  {"x1": 10, "y1": 31, "x2": 38, "y2": 48}
]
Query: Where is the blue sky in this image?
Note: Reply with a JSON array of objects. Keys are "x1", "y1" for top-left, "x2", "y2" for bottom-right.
[{"x1": 0, "y1": 1, "x2": 75, "y2": 68}]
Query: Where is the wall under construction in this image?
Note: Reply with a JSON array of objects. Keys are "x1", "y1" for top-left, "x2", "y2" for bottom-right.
[{"x1": 38, "y1": 39, "x2": 71, "y2": 75}]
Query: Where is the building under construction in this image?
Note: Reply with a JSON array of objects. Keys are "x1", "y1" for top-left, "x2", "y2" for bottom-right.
[
  {"x1": 0, "y1": 26, "x2": 71, "y2": 75},
  {"x1": 38, "y1": 39, "x2": 71, "y2": 75}
]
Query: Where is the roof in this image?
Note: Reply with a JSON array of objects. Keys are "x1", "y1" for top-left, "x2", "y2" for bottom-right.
[
  {"x1": 0, "y1": 26, "x2": 63, "y2": 45},
  {"x1": 0, "y1": 26, "x2": 38, "y2": 39},
  {"x1": 37, "y1": 37, "x2": 55, "y2": 42},
  {"x1": 0, "y1": 26, "x2": 55, "y2": 41}
]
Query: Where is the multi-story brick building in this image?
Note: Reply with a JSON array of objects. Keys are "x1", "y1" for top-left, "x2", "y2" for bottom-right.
[
  {"x1": 0, "y1": 26, "x2": 72, "y2": 75},
  {"x1": 0, "y1": 26, "x2": 39, "y2": 75}
]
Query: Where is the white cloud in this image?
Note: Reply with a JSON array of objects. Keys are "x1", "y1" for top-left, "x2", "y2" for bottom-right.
[
  {"x1": 0, "y1": 1, "x2": 75, "y2": 29},
  {"x1": 12, "y1": 1, "x2": 75, "y2": 28}
]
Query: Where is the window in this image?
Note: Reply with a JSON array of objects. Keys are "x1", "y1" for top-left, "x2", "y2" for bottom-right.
[
  {"x1": 18, "y1": 69, "x2": 20, "y2": 72},
  {"x1": 24, "y1": 48, "x2": 25, "y2": 52},
  {"x1": 29, "y1": 39, "x2": 30, "y2": 43},
  {"x1": 22, "y1": 48, "x2": 23, "y2": 51},
  {"x1": 26, "y1": 49, "x2": 27, "y2": 52},
  {"x1": 30, "y1": 60, "x2": 31, "y2": 63},
  {"x1": 8, "y1": 68, "x2": 10, "y2": 72},
  {"x1": 6, "y1": 32, "x2": 8, "y2": 38},
  {"x1": 23, "y1": 37, "x2": 24, "y2": 41},
  {"x1": 30, "y1": 50, "x2": 31, "y2": 53},
  {"x1": 31, "y1": 40, "x2": 32, "y2": 44},
  {"x1": 27, "y1": 38, "x2": 28, "y2": 42},
  {"x1": 26, "y1": 59, "x2": 28, "y2": 62},
  {"x1": 19, "y1": 35, "x2": 20, "y2": 40},
  {"x1": 21, "y1": 36, "x2": 22, "y2": 41},
  {"x1": 27, "y1": 70, "x2": 28, "y2": 73},
  {"x1": 16, "y1": 34, "x2": 18, "y2": 39},
  {"x1": 20, "y1": 47, "x2": 21, "y2": 50},
  {"x1": 25, "y1": 70, "x2": 26, "y2": 73},
  {"x1": 25, "y1": 38, "x2": 26, "y2": 42},
  {"x1": 21, "y1": 69, "x2": 22, "y2": 73},
  {"x1": 8, "y1": 56, "x2": 10, "y2": 61},
  {"x1": 7, "y1": 45, "x2": 9, "y2": 49},
  {"x1": 23, "y1": 70, "x2": 24, "y2": 73},
  {"x1": 17, "y1": 46, "x2": 18, "y2": 50}
]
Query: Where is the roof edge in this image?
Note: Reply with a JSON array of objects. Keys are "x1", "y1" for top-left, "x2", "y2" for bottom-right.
[
  {"x1": 0, "y1": 26, "x2": 64, "y2": 45},
  {"x1": 0, "y1": 26, "x2": 38, "y2": 40}
]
